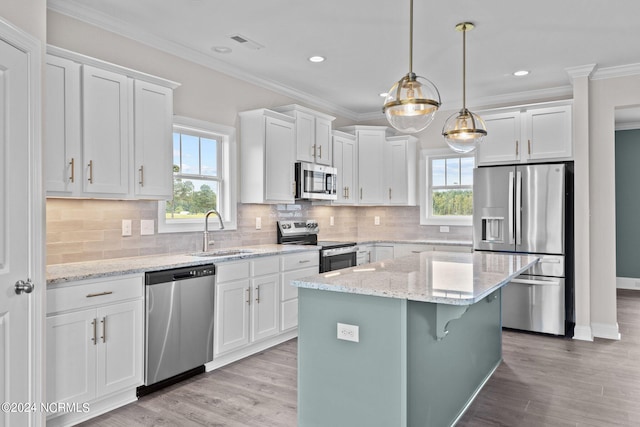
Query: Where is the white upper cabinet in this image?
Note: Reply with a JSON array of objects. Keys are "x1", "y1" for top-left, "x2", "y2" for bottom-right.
[
  {"x1": 332, "y1": 131, "x2": 357, "y2": 205},
  {"x1": 274, "y1": 104, "x2": 336, "y2": 166},
  {"x1": 82, "y1": 65, "x2": 130, "y2": 196},
  {"x1": 133, "y1": 80, "x2": 174, "y2": 199},
  {"x1": 354, "y1": 127, "x2": 388, "y2": 204},
  {"x1": 45, "y1": 46, "x2": 179, "y2": 199},
  {"x1": 476, "y1": 103, "x2": 572, "y2": 165},
  {"x1": 45, "y1": 55, "x2": 81, "y2": 195},
  {"x1": 239, "y1": 109, "x2": 296, "y2": 204},
  {"x1": 386, "y1": 135, "x2": 417, "y2": 206}
]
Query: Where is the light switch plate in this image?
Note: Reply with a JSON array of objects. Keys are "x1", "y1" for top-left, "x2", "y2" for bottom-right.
[
  {"x1": 330, "y1": 216, "x2": 334, "y2": 226},
  {"x1": 121, "y1": 219, "x2": 132, "y2": 237},
  {"x1": 374, "y1": 216, "x2": 380, "y2": 225},
  {"x1": 256, "y1": 217, "x2": 262, "y2": 230},
  {"x1": 141, "y1": 219, "x2": 155, "y2": 235},
  {"x1": 440, "y1": 226, "x2": 450, "y2": 233}
]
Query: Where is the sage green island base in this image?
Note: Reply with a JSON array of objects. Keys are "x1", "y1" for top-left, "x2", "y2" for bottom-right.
[{"x1": 294, "y1": 251, "x2": 538, "y2": 427}]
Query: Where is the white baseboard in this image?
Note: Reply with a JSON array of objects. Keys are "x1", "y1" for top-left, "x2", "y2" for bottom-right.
[
  {"x1": 617, "y1": 277, "x2": 640, "y2": 290},
  {"x1": 572, "y1": 324, "x2": 594, "y2": 341},
  {"x1": 591, "y1": 322, "x2": 621, "y2": 340}
]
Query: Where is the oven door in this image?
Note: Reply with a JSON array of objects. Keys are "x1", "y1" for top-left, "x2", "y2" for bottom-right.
[{"x1": 321, "y1": 247, "x2": 357, "y2": 273}]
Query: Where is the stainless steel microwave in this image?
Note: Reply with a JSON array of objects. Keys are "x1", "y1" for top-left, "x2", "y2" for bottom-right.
[{"x1": 295, "y1": 162, "x2": 337, "y2": 200}]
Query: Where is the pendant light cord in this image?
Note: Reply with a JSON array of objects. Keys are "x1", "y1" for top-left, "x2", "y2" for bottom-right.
[
  {"x1": 462, "y1": 24, "x2": 466, "y2": 110},
  {"x1": 409, "y1": 0, "x2": 413, "y2": 74}
]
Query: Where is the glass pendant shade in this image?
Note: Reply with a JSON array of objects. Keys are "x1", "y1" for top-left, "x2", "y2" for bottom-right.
[
  {"x1": 442, "y1": 108, "x2": 487, "y2": 153},
  {"x1": 383, "y1": 72, "x2": 441, "y2": 134}
]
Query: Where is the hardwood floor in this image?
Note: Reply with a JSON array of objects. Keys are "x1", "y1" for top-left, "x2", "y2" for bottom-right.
[{"x1": 81, "y1": 290, "x2": 640, "y2": 426}]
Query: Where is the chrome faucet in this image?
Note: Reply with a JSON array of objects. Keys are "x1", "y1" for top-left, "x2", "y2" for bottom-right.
[{"x1": 203, "y1": 209, "x2": 225, "y2": 252}]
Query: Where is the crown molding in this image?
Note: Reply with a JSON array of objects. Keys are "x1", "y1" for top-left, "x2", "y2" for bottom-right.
[
  {"x1": 592, "y1": 63, "x2": 640, "y2": 80},
  {"x1": 47, "y1": 0, "x2": 361, "y2": 122},
  {"x1": 566, "y1": 64, "x2": 597, "y2": 80}
]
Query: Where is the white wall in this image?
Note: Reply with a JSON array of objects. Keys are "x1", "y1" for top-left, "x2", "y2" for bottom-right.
[{"x1": 588, "y1": 74, "x2": 640, "y2": 339}]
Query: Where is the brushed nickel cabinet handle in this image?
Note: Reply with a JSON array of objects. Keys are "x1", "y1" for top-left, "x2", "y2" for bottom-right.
[
  {"x1": 360, "y1": 187, "x2": 363, "y2": 200},
  {"x1": 100, "y1": 317, "x2": 106, "y2": 343},
  {"x1": 255, "y1": 285, "x2": 261, "y2": 303},
  {"x1": 347, "y1": 186, "x2": 350, "y2": 199},
  {"x1": 86, "y1": 291, "x2": 113, "y2": 298},
  {"x1": 139, "y1": 165, "x2": 144, "y2": 186},
  {"x1": 292, "y1": 181, "x2": 296, "y2": 196},
  {"x1": 515, "y1": 141, "x2": 519, "y2": 156},
  {"x1": 298, "y1": 259, "x2": 310, "y2": 264},
  {"x1": 246, "y1": 288, "x2": 251, "y2": 305},
  {"x1": 69, "y1": 158, "x2": 75, "y2": 183},
  {"x1": 91, "y1": 318, "x2": 97, "y2": 345},
  {"x1": 528, "y1": 139, "x2": 531, "y2": 155},
  {"x1": 311, "y1": 144, "x2": 316, "y2": 158},
  {"x1": 389, "y1": 188, "x2": 392, "y2": 200},
  {"x1": 88, "y1": 160, "x2": 94, "y2": 184},
  {"x1": 318, "y1": 145, "x2": 322, "y2": 159}
]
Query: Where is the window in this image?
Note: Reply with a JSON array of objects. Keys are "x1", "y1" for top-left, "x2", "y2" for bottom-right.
[
  {"x1": 420, "y1": 149, "x2": 474, "y2": 225},
  {"x1": 158, "y1": 116, "x2": 237, "y2": 233}
]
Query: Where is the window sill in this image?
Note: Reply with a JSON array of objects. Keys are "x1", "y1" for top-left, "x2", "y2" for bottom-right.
[{"x1": 158, "y1": 220, "x2": 238, "y2": 234}]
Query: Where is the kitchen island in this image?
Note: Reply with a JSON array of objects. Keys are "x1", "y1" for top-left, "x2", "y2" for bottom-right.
[{"x1": 292, "y1": 251, "x2": 538, "y2": 427}]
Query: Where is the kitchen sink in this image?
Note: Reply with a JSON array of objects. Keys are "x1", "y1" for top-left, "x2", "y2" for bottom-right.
[{"x1": 192, "y1": 249, "x2": 254, "y2": 257}]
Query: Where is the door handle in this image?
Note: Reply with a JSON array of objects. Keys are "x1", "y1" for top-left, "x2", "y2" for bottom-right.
[
  {"x1": 14, "y1": 279, "x2": 34, "y2": 295},
  {"x1": 515, "y1": 170, "x2": 522, "y2": 245},
  {"x1": 508, "y1": 171, "x2": 514, "y2": 245}
]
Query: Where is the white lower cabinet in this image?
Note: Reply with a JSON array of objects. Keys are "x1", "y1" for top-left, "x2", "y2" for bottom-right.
[
  {"x1": 46, "y1": 275, "x2": 143, "y2": 426},
  {"x1": 280, "y1": 251, "x2": 320, "y2": 331}
]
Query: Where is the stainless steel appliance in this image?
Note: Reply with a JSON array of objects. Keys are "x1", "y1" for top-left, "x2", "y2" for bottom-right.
[
  {"x1": 277, "y1": 220, "x2": 357, "y2": 272},
  {"x1": 295, "y1": 162, "x2": 337, "y2": 200},
  {"x1": 138, "y1": 264, "x2": 215, "y2": 397},
  {"x1": 473, "y1": 162, "x2": 574, "y2": 336}
]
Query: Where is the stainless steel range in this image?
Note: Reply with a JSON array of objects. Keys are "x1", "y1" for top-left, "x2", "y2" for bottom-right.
[{"x1": 277, "y1": 220, "x2": 358, "y2": 273}]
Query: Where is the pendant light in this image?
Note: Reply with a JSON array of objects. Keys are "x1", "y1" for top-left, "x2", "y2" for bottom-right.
[
  {"x1": 383, "y1": 0, "x2": 441, "y2": 134},
  {"x1": 442, "y1": 22, "x2": 487, "y2": 153}
]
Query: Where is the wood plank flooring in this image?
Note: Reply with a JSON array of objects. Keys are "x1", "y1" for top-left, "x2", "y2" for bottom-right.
[{"x1": 80, "y1": 290, "x2": 640, "y2": 426}]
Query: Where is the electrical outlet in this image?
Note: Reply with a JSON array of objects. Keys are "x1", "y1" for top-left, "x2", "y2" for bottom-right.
[
  {"x1": 140, "y1": 219, "x2": 155, "y2": 235},
  {"x1": 374, "y1": 216, "x2": 380, "y2": 225},
  {"x1": 330, "y1": 216, "x2": 334, "y2": 226},
  {"x1": 440, "y1": 226, "x2": 450, "y2": 233},
  {"x1": 337, "y1": 322, "x2": 359, "y2": 342},
  {"x1": 121, "y1": 219, "x2": 132, "y2": 237},
  {"x1": 256, "y1": 217, "x2": 262, "y2": 230}
]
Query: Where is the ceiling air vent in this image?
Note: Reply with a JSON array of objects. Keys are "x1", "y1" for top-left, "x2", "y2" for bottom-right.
[{"x1": 228, "y1": 33, "x2": 264, "y2": 50}]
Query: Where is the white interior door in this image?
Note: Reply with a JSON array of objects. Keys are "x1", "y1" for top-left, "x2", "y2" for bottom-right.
[{"x1": 0, "y1": 30, "x2": 41, "y2": 427}]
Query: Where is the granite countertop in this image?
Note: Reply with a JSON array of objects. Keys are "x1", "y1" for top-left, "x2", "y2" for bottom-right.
[
  {"x1": 292, "y1": 251, "x2": 538, "y2": 306},
  {"x1": 47, "y1": 244, "x2": 319, "y2": 286},
  {"x1": 358, "y1": 239, "x2": 472, "y2": 247}
]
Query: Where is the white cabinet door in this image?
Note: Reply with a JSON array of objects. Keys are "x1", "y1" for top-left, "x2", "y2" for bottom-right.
[
  {"x1": 525, "y1": 105, "x2": 572, "y2": 161},
  {"x1": 251, "y1": 274, "x2": 280, "y2": 342},
  {"x1": 82, "y1": 65, "x2": 130, "y2": 195},
  {"x1": 46, "y1": 309, "x2": 97, "y2": 406},
  {"x1": 357, "y1": 130, "x2": 386, "y2": 204},
  {"x1": 333, "y1": 133, "x2": 356, "y2": 205},
  {"x1": 215, "y1": 279, "x2": 251, "y2": 355},
  {"x1": 295, "y1": 110, "x2": 315, "y2": 163},
  {"x1": 476, "y1": 111, "x2": 521, "y2": 165},
  {"x1": 45, "y1": 55, "x2": 81, "y2": 194},
  {"x1": 133, "y1": 80, "x2": 173, "y2": 199},
  {"x1": 264, "y1": 116, "x2": 296, "y2": 202},
  {"x1": 96, "y1": 300, "x2": 143, "y2": 397},
  {"x1": 315, "y1": 117, "x2": 333, "y2": 165}
]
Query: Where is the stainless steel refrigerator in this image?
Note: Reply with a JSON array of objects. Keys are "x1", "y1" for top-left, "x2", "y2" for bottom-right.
[{"x1": 473, "y1": 162, "x2": 574, "y2": 336}]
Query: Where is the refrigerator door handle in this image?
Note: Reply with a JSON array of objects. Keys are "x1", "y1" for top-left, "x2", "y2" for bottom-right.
[
  {"x1": 515, "y1": 170, "x2": 522, "y2": 245},
  {"x1": 508, "y1": 171, "x2": 515, "y2": 244}
]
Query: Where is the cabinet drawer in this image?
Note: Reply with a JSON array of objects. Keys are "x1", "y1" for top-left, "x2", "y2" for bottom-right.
[
  {"x1": 216, "y1": 261, "x2": 250, "y2": 283},
  {"x1": 251, "y1": 256, "x2": 280, "y2": 277},
  {"x1": 281, "y1": 251, "x2": 319, "y2": 271},
  {"x1": 47, "y1": 275, "x2": 143, "y2": 314}
]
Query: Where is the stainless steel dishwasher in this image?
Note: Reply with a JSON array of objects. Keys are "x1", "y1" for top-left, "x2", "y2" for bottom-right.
[{"x1": 137, "y1": 264, "x2": 215, "y2": 397}]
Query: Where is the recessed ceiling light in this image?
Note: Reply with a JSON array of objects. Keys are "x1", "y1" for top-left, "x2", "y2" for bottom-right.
[
  {"x1": 308, "y1": 56, "x2": 325, "y2": 63},
  {"x1": 513, "y1": 70, "x2": 529, "y2": 77},
  {"x1": 212, "y1": 46, "x2": 232, "y2": 54}
]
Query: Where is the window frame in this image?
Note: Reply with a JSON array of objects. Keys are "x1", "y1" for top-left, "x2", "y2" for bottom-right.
[
  {"x1": 419, "y1": 148, "x2": 475, "y2": 226},
  {"x1": 158, "y1": 116, "x2": 237, "y2": 233}
]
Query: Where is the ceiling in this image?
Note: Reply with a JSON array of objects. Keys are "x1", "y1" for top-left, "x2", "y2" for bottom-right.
[{"x1": 48, "y1": 0, "x2": 640, "y2": 122}]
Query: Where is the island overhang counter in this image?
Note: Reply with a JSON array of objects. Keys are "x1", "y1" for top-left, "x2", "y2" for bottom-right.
[{"x1": 292, "y1": 251, "x2": 538, "y2": 427}]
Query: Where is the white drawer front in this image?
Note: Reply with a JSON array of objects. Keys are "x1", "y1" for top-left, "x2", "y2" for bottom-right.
[
  {"x1": 216, "y1": 261, "x2": 250, "y2": 283},
  {"x1": 47, "y1": 275, "x2": 143, "y2": 314},
  {"x1": 281, "y1": 251, "x2": 319, "y2": 271},
  {"x1": 251, "y1": 256, "x2": 280, "y2": 277}
]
